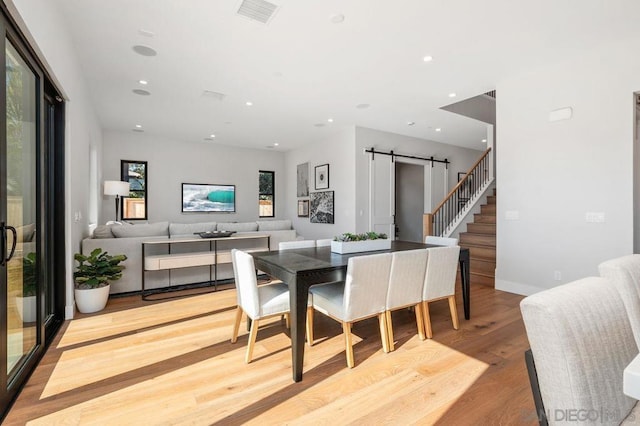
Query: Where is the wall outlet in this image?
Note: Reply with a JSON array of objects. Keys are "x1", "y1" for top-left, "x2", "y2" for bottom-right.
[
  {"x1": 554, "y1": 271, "x2": 562, "y2": 281},
  {"x1": 585, "y1": 212, "x2": 605, "y2": 223}
]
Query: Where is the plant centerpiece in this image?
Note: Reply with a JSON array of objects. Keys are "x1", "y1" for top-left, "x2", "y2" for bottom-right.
[
  {"x1": 16, "y1": 252, "x2": 37, "y2": 322},
  {"x1": 331, "y1": 231, "x2": 390, "y2": 254},
  {"x1": 73, "y1": 248, "x2": 127, "y2": 313}
]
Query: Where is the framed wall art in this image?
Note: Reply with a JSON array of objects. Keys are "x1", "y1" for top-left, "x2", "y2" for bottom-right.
[
  {"x1": 315, "y1": 163, "x2": 329, "y2": 190},
  {"x1": 310, "y1": 191, "x2": 334, "y2": 224},
  {"x1": 297, "y1": 162, "x2": 309, "y2": 197},
  {"x1": 297, "y1": 199, "x2": 309, "y2": 217}
]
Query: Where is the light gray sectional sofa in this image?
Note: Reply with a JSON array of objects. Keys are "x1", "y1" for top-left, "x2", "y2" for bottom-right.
[{"x1": 81, "y1": 219, "x2": 297, "y2": 294}]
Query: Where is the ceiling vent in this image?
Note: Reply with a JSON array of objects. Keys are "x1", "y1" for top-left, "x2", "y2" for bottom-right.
[
  {"x1": 484, "y1": 90, "x2": 496, "y2": 99},
  {"x1": 237, "y1": 0, "x2": 280, "y2": 24}
]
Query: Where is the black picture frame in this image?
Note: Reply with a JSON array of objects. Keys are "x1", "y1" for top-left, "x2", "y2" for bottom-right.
[
  {"x1": 297, "y1": 199, "x2": 309, "y2": 217},
  {"x1": 315, "y1": 164, "x2": 329, "y2": 190},
  {"x1": 181, "y1": 183, "x2": 236, "y2": 213}
]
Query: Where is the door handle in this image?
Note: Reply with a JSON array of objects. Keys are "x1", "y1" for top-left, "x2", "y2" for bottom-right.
[
  {"x1": 1, "y1": 223, "x2": 17, "y2": 265},
  {"x1": 6, "y1": 225, "x2": 17, "y2": 263}
]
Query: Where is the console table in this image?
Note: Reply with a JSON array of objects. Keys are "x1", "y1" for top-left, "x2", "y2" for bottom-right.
[{"x1": 141, "y1": 234, "x2": 270, "y2": 299}]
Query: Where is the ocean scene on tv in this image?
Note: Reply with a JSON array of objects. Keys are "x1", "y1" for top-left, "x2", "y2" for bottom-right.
[{"x1": 182, "y1": 184, "x2": 235, "y2": 212}]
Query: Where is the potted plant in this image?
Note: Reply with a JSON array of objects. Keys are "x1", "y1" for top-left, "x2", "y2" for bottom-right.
[
  {"x1": 16, "y1": 252, "x2": 37, "y2": 322},
  {"x1": 74, "y1": 248, "x2": 127, "y2": 313},
  {"x1": 331, "y1": 232, "x2": 390, "y2": 254}
]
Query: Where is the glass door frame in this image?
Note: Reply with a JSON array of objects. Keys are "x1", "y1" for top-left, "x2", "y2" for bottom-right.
[{"x1": 0, "y1": 3, "x2": 65, "y2": 417}]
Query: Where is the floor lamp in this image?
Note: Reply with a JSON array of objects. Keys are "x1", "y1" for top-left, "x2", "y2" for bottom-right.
[{"x1": 104, "y1": 180, "x2": 130, "y2": 223}]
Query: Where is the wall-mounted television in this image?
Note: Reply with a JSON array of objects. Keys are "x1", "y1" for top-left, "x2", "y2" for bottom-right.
[{"x1": 182, "y1": 183, "x2": 236, "y2": 213}]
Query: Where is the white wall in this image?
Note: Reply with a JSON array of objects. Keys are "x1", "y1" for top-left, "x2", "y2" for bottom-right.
[
  {"x1": 354, "y1": 127, "x2": 484, "y2": 233},
  {"x1": 496, "y1": 36, "x2": 640, "y2": 295},
  {"x1": 285, "y1": 128, "x2": 356, "y2": 240},
  {"x1": 7, "y1": 0, "x2": 103, "y2": 319},
  {"x1": 102, "y1": 131, "x2": 286, "y2": 224}
]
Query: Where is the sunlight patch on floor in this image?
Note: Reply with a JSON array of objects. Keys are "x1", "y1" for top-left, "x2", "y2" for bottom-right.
[
  {"x1": 58, "y1": 292, "x2": 226, "y2": 348},
  {"x1": 30, "y1": 339, "x2": 298, "y2": 425},
  {"x1": 41, "y1": 312, "x2": 241, "y2": 399}
]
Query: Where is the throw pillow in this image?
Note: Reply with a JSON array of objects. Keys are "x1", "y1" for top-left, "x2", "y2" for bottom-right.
[
  {"x1": 217, "y1": 222, "x2": 258, "y2": 232},
  {"x1": 257, "y1": 220, "x2": 292, "y2": 231},
  {"x1": 111, "y1": 221, "x2": 169, "y2": 238}
]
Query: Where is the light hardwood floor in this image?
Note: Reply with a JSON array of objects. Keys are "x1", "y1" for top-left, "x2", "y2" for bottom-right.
[{"x1": 5, "y1": 282, "x2": 537, "y2": 425}]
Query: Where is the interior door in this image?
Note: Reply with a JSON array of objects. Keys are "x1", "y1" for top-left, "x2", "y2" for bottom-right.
[
  {"x1": 369, "y1": 153, "x2": 395, "y2": 238},
  {"x1": 395, "y1": 162, "x2": 424, "y2": 242}
]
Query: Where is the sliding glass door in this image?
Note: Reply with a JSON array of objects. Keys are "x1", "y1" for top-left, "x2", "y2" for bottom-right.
[
  {"x1": 4, "y1": 37, "x2": 38, "y2": 382},
  {"x1": 0, "y1": 5, "x2": 65, "y2": 417}
]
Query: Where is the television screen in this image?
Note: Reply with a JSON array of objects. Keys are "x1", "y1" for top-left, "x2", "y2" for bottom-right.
[{"x1": 182, "y1": 183, "x2": 236, "y2": 213}]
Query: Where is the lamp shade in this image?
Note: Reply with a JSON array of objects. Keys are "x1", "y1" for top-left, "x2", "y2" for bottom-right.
[{"x1": 104, "y1": 180, "x2": 130, "y2": 196}]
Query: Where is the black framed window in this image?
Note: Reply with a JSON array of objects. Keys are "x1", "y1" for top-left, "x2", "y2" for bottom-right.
[
  {"x1": 259, "y1": 170, "x2": 274, "y2": 218},
  {"x1": 120, "y1": 160, "x2": 147, "y2": 220}
]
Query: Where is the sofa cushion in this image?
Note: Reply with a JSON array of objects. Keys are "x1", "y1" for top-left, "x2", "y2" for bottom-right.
[
  {"x1": 112, "y1": 221, "x2": 169, "y2": 238},
  {"x1": 17, "y1": 223, "x2": 36, "y2": 242},
  {"x1": 217, "y1": 222, "x2": 258, "y2": 232},
  {"x1": 520, "y1": 277, "x2": 638, "y2": 425},
  {"x1": 256, "y1": 219, "x2": 292, "y2": 231},
  {"x1": 169, "y1": 222, "x2": 217, "y2": 237}
]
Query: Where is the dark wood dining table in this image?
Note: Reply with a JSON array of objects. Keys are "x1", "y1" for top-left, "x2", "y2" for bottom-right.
[{"x1": 251, "y1": 240, "x2": 471, "y2": 382}]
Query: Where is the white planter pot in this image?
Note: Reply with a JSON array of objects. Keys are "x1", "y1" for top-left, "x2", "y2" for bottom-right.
[
  {"x1": 331, "y1": 239, "x2": 391, "y2": 254},
  {"x1": 75, "y1": 284, "x2": 110, "y2": 314},
  {"x1": 16, "y1": 295, "x2": 36, "y2": 323}
]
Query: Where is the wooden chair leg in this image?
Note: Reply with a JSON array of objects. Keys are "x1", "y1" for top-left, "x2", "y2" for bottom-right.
[
  {"x1": 231, "y1": 306, "x2": 243, "y2": 343},
  {"x1": 343, "y1": 322, "x2": 355, "y2": 368},
  {"x1": 423, "y1": 301, "x2": 433, "y2": 339},
  {"x1": 306, "y1": 307, "x2": 314, "y2": 346},
  {"x1": 384, "y1": 311, "x2": 393, "y2": 352},
  {"x1": 284, "y1": 313, "x2": 290, "y2": 329},
  {"x1": 245, "y1": 319, "x2": 259, "y2": 363},
  {"x1": 448, "y1": 295, "x2": 459, "y2": 330},
  {"x1": 415, "y1": 303, "x2": 425, "y2": 340}
]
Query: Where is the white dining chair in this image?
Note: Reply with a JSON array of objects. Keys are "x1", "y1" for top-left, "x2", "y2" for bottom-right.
[
  {"x1": 231, "y1": 249, "x2": 296, "y2": 363},
  {"x1": 424, "y1": 235, "x2": 459, "y2": 247},
  {"x1": 422, "y1": 246, "x2": 461, "y2": 339},
  {"x1": 308, "y1": 252, "x2": 393, "y2": 368},
  {"x1": 316, "y1": 239, "x2": 332, "y2": 247},
  {"x1": 386, "y1": 249, "x2": 429, "y2": 350},
  {"x1": 279, "y1": 240, "x2": 316, "y2": 250}
]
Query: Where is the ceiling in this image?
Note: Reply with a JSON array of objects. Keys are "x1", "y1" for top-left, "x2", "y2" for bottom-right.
[{"x1": 55, "y1": 0, "x2": 640, "y2": 152}]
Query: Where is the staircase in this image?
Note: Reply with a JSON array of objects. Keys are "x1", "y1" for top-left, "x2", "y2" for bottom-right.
[{"x1": 459, "y1": 189, "x2": 496, "y2": 287}]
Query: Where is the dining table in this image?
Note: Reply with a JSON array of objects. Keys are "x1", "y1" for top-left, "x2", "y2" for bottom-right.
[{"x1": 251, "y1": 240, "x2": 471, "y2": 382}]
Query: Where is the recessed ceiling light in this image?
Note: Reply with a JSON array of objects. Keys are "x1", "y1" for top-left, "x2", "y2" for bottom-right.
[
  {"x1": 138, "y1": 80, "x2": 148, "y2": 85},
  {"x1": 327, "y1": 118, "x2": 334, "y2": 123},
  {"x1": 274, "y1": 143, "x2": 279, "y2": 146},
  {"x1": 407, "y1": 121, "x2": 415, "y2": 126},
  {"x1": 423, "y1": 55, "x2": 433, "y2": 62},
  {"x1": 132, "y1": 128, "x2": 144, "y2": 133},
  {"x1": 448, "y1": 93, "x2": 457, "y2": 98},
  {"x1": 132, "y1": 89, "x2": 151, "y2": 96},
  {"x1": 132, "y1": 45, "x2": 157, "y2": 57},
  {"x1": 210, "y1": 134, "x2": 216, "y2": 138},
  {"x1": 435, "y1": 128, "x2": 442, "y2": 132},
  {"x1": 246, "y1": 101, "x2": 253, "y2": 106},
  {"x1": 330, "y1": 14, "x2": 345, "y2": 23},
  {"x1": 135, "y1": 124, "x2": 142, "y2": 128},
  {"x1": 482, "y1": 139, "x2": 487, "y2": 143},
  {"x1": 204, "y1": 136, "x2": 215, "y2": 141},
  {"x1": 356, "y1": 103, "x2": 370, "y2": 109}
]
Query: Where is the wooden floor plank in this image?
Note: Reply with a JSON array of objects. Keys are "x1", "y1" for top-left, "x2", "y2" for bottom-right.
[{"x1": 4, "y1": 282, "x2": 536, "y2": 425}]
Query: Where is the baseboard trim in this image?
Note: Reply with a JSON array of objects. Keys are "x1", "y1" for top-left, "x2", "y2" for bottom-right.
[
  {"x1": 495, "y1": 278, "x2": 542, "y2": 296},
  {"x1": 65, "y1": 304, "x2": 75, "y2": 320}
]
